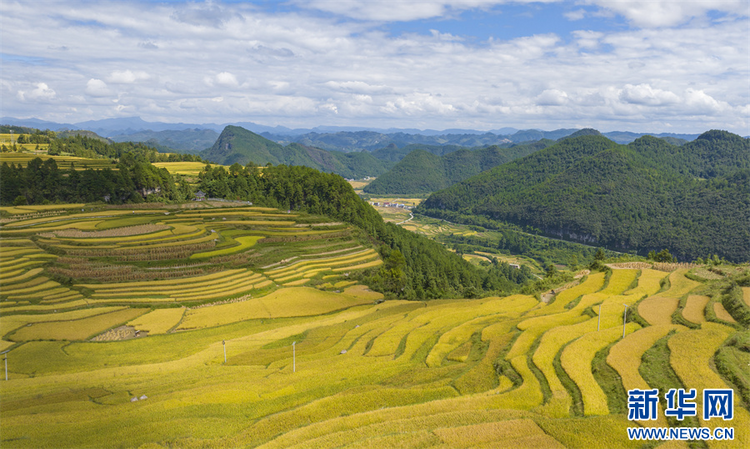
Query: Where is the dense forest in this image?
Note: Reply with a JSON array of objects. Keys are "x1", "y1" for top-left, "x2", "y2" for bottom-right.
[
  {"x1": 201, "y1": 126, "x2": 394, "y2": 178},
  {"x1": 0, "y1": 154, "x2": 192, "y2": 205},
  {"x1": 197, "y1": 163, "x2": 537, "y2": 298},
  {"x1": 364, "y1": 140, "x2": 553, "y2": 194},
  {"x1": 419, "y1": 131, "x2": 750, "y2": 262}
]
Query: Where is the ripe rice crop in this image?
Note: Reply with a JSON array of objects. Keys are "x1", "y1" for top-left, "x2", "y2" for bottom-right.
[
  {"x1": 623, "y1": 269, "x2": 668, "y2": 297},
  {"x1": 190, "y1": 235, "x2": 263, "y2": 259},
  {"x1": 713, "y1": 302, "x2": 737, "y2": 323},
  {"x1": 682, "y1": 295, "x2": 709, "y2": 324},
  {"x1": 637, "y1": 296, "x2": 679, "y2": 326},
  {"x1": 0, "y1": 299, "x2": 89, "y2": 313},
  {"x1": 533, "y1": 319, "x2": 597, "y2": 417},
  {"x1": 744, "y1": 287, "x2": 750, "y2": 306},
  {"x1": 662, "y1": 269, "x2": 700, "y2": 298},
  {"x1": 433, "y1": 418, "x2": 566, "y2": 448},
  {"x1": 127, "y1": 308, "x2": 185, "y2": 334},
  {"x1": 606, "y1": 324, "x2": 677, "y2": 393},
  {"x1": 178, "y1": 287, "x2": 373, "y2": 330},
  {"x1": 52, "y1": 224, "x2": 170, "y2": 238},
  {"x1": 560, "y1": 324, "x2": 640, "y2": 416},
  {"x1": 669, "y1": 322, "x2": 750, "y2": 446},
  {"x1": 599, "y1": 269, "x2": 638, "y2": 296},
  {"x1": 8, "y1": 308, "x2": 146, "y2": 341},
  {"x1": 1, "y1": 307, "x2": 126, "y2": 337}
]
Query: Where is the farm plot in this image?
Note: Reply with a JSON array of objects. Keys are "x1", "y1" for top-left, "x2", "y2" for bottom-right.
[
  {"x1": 264, "y1": 248, "x2": 381, "y2": 286},
  {"x1": 8, "y1": 308, "x2": 146, "y2": 341}
]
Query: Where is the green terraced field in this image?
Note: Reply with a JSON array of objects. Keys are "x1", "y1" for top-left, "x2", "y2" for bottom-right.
[{"x1": 0, "y1": 205, "x2": 748, "y2": 448}]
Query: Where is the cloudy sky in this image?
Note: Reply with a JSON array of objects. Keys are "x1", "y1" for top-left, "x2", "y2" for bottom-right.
[{"x1": 1, "y1": 0, "x2": 748, "y2": 133}]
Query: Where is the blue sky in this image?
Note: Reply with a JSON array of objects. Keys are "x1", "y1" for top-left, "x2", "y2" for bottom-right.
[{"x1": 1, "y1": 0, "x2": 748, "y2": 134}]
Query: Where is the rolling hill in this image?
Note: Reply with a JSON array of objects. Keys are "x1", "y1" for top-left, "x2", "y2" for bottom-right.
[
  {"x1": 200, "y1": 125, "x2": 394, "y2": 178},
  {"x1": 364, "y1": 140, "x2": 554, "y2": 195},
  {"x1": 418, "y1": 131, "x2": 750, "y2": 262}
]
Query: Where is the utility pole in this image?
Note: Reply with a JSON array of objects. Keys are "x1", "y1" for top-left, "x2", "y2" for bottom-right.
[
  {"x1": 2, "y1": 350, "x2": 9, "y2": 381},
  {"x1": 292, "y1": 341, "x2": 296, "y2": 373},
  {"x1": 222, "y1": 340, "x2": 226, "y2": 364},
  {"x1": 622, "y1": 304, "x2": 629, "y2": 339},
  {"x1": 597, "y1": 304, "x2": 601, "y2": 331}
]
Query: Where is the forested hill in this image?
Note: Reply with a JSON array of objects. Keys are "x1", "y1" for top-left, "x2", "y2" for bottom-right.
[
  {"x1": 364, "y1": 140, "x2": 553, "y2": 194},
  {"x1": 201, "y1": 125, "x2": 394, "y2": 179},
  {"x1": 418, "y1": 131, "x2": 750, "y2": 262}
]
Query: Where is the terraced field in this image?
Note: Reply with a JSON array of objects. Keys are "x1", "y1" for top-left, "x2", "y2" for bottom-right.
[
  {"x1": 0, "y1": 206, "x2": 748, "y2": 448},
  {"x1": 0, "y1": 152, "x2": 114, "y2": 170}
]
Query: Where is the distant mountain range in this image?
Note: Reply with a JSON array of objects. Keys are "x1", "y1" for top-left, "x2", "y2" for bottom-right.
[
  {"x1": 363, "y1": 140, "x2": 554, "y2": 194},
  {"x1": 200, "y1": 126, "x2": 394, "y2": 179},
  {"x1": 418, "y1": 130, "x2": 750, "y2": 262},
  {"x1": 2, "y1": 116, "x2": 705, "y2": 153}
]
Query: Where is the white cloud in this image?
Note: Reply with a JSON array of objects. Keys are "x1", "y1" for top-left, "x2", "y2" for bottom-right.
[
  {"x1": 85, "y1": 78, "x2": 111, "y2": 97},
  {"x1": 619, "y1": 84, "x2": 680, "y2": 106},
  {"x1": 215, "y1": 72, "x2": 239, "y2": 88},
  {"x1": 583, "y1": 0, "x2": 749, "y2": 27},
  {"x1": 296, "y1": 0, "x2": 557, "y2": 22},
  {"x1": 565, "y1": 9, "x2": 587, "y2": 21},
  {"x1": 107, "y1": 70, "x2": 150, "y2": 84},
  {"x1": 17, "y1": 82, "x2": 56, "y2": 101},
  {"x1": 536, "y1": 89, "x2": 569, "y2": 106},
  {"x1": 0, "y1": 0, "x2": 747, "y2": 133}
]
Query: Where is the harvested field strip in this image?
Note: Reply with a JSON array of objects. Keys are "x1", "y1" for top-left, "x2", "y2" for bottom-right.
[
  {"x1": 8, "y1": 308, "x2": 147, "y2": 341},
  {"x1": 561, "y1": 324, "x2": 640, "y2": 416},
  {"x1": 0, "y1": 268, "x2": 45, "y2": 285},
  {"x1": 127, "y1": 308, "x2": 185, "y2": 334},
  {"x1": 91, "y1": 271, "x2": 254, "y2": 294},
  {"x1": 79, "y1": 269, "x2": 245, "y2": 289},
  {"x1": 638, "y1": 296, "x2": 679, "y2": 326},
  {"x1": 682, "y1": 295, "x2": 709, "y2": 324},
  {"x1": 713, "y1": 303, "x2": 737, "y2": 323},
  {"x1": 669, "y1": 322, "x2": 750, "y2": 446}
]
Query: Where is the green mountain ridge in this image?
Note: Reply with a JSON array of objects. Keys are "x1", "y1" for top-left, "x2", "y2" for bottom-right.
[
  {"x1": 201, "y1": 125, "x2": 394, "y2": 178},
  {"x1": 364, "y1": 140, "x2": 554, "y2": 194},
  {"x1": 418, "y1": 131, "x2": 750, "y2": 262}
]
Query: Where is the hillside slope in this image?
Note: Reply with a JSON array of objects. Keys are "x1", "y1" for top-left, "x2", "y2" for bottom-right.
[
  {"x1": 364, "y1": 140, "x2": 552, "y2": 194},
  {"x1": 418, "y1": 131, "x2": 750, "y2": 262},
  {"x1": 201, "y1": 126, "x2": 393, "y2": 178}
]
